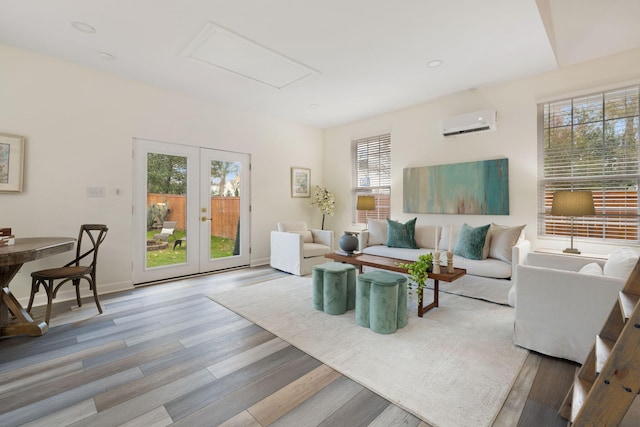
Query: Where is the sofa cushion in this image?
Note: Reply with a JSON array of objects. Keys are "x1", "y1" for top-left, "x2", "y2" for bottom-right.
[
  {"x1": 438, "y1": 225, "x2": 460, "y2": 252},
  {"x1": 603, "y1": 247, "x2": 638, "y2": 279},
  {"x1": 278, "y1": 221, "x2": 308, "y2": 232},
  {"x1": 414, "y1": 225, "x2": 439, "y2": 249},
  {"x1": 488, "y1": 223, "x2": 526, "y2": 262},
  {"x1": 386, "y1": 218, "x2": 418, "y2": 249},
  {"x1": 302, "y1": 242, "x2": 331, "y2": 258},
  {"x1": 482, "y1": 233, "x2": 492, "y2": 259},
  {"x1": 367, "y1": 219, "x2": 388, "y2": 246},
  {"x1": 454, "y1": 223, "x2": 490, "y2": 260},
  {"x1": 361, "y1": 246, "x2": 514, "y2": 279},
  {"x1": 290, "y1": 230, "x2": 313, "y2": 243},
  {"x1": 363, "y1": 245, "x2": 432, "y2": 262},
  {"x1": 453, "y1": 256, "x2": 513, "y2": 279},
  {"x1": 579, "y1": 262, "x2": 603, "y2": 276}
]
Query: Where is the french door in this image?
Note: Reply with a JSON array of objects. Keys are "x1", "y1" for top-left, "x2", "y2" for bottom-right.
[{"x1": 133, "y1": 138, "x2": 250, "y2": 284}]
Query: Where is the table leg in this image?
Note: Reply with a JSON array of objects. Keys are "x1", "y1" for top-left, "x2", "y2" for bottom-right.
[
  {"x1": 1, "y1": 287, "x2": 48, "y2": 336},
  {"x1": 0, "y1": 264, "x2": 49, "y2": 337},
  {"x1": 0, "y1": 264, "x2": 21, "y2": 327},
  {"x1": 418, "y1": 279, "x2": 439, "y2": 317}
]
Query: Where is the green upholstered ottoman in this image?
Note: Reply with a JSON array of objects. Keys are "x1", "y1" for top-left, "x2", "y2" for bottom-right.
[
  {"x1": 312, "y1": 262, "x2": 357, "y2": 315},
  {"x1": 356, "y1": 270, "x2": 408, "y2": 334}
]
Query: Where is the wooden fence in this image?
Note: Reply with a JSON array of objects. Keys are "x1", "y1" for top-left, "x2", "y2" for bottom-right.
[
  {"x1": 147, "y1": 194, "x2": 239, "y2": 239},
  {"x1": 544, "y1": 190, "x2": 639, "y2": 241},
  {"x1": 355, "y1": 194, "x2": 391, "y2": 224}
]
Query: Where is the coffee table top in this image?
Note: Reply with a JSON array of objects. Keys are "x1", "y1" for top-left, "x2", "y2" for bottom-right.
[{"x1": 325, "y1": 252, "x2": 466, "y2": 282}]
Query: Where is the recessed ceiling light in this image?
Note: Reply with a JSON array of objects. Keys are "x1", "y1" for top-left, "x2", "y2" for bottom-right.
[
  {"x1": 98, "y1": 51, "x2": 116, "y2": 61},
  {"x1": 71, "y1": 21, "x2": 96, "y2": 34},
  {"x1": 427, "y1": 59, "x2": 444, "y2": 68},
  {"x1": 308, "y1": 104, "x2": 319, "y2": 109}
]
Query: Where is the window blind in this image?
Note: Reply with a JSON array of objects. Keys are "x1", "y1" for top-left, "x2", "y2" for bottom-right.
[
  {"x1": 539, "y1": 86, "x2": 640, "y2": 242},
  {"x1": 351, "y1": 133, "x2": 391, "y2": 224}
]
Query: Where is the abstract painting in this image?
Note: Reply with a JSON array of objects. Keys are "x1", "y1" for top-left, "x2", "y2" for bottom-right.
[{"x1": 403, "y1": 158, "x2": 509, "y2": 214}]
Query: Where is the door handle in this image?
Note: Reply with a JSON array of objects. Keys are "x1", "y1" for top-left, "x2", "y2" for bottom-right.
[{"x1": 201, "y1": 217, "x2": 212, "y2": 222}]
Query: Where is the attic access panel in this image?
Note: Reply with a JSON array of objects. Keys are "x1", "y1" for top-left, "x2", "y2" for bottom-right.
[
  {"x1": 181, "y1": 22, "x2": 318, "y2": 89},
  {"x1": 403, "y1": 158, "x2": 509, "y2": 214}
]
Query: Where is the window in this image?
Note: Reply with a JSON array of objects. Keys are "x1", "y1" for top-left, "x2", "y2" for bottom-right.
[
  {"x1": 352, "y1": 133, "x2": 391, "y2": 224},
  {"x1": 539, "y1": 85, "x2": 640, "y2": 243}
]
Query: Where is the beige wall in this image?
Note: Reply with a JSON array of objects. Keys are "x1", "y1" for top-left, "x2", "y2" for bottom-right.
[
  {"x1": 0, "y1": 44, "x2": 323, "y2": 301},
  {"x1": 323, "y1": 47, "x2": 640, "y2": 255},
  {"x1": 3, "y1": 42, "x2": 640, "y2": 303}
]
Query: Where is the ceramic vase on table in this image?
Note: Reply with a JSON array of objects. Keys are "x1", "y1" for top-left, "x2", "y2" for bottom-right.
[{"x1": 339, "y1": 233, "x2": 359, "y2": 255}]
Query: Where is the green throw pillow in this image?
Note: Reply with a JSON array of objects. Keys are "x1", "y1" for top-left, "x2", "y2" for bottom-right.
[
  {"x1": 386, "y1": 218, "x2": 418, "y2": 249},
  {"x1": 454, "y1": 223, "x2": 490, "y2": 260}
]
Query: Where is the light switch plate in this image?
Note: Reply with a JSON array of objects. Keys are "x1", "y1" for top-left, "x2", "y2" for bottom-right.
[{"x1": 87, "y1": 186, "x2": 106, "y2": 198}]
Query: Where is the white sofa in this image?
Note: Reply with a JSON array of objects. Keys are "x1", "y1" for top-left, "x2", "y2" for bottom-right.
[
  {"x1": 270, "y1": 221, "x2": 334, "y2": 276},
  {"x1": 357, "y1": 219, "x2": 530, "y2": 306},
  {"x1": 513, "y1": 248, "x2": 639, "y2": 364}
]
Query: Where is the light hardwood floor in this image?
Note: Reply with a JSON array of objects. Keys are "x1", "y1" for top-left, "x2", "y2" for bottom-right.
[{"x1": 0, "y1": 266, "x2": 578, "y2": 426}]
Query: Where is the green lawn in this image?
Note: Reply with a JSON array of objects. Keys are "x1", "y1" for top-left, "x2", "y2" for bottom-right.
[{"x1": 146, "y1": 230, "x2": 235, "y2": 268}]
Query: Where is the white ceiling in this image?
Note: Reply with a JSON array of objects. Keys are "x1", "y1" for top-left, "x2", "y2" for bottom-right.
[{"x1": 1, "y1": 0, "x2": 639, "y2": 129}]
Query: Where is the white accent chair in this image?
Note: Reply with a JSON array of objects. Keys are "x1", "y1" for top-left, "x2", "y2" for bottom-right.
[
  {"x1": 270, "y1": 221, "x2": 334, "y2": 276},
  {"x1": 513, "y1": 248, "x2": 638, "y2": 364}
]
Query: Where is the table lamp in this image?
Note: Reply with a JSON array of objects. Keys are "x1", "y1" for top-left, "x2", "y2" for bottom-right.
[
  {"x1": 357, "y1": 195, "x2": 376, "y2": 230},
  {"x1": 550, "y1": 190, "x2": 595, "y2": 254}
]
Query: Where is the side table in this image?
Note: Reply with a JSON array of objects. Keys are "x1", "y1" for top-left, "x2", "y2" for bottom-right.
[{"x1": 534, "y1": 248, "x2": 609, "y2": 260}]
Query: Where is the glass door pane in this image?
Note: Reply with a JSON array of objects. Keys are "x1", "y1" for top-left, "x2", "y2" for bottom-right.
[
  {"x1": 146, "y1": 153, "x2": 188, "y2": 268},
  {"x1": 200, "y1": 148, "x2": 250, "y2": 271},
  {"x1": 206, "y1": 159, "x2": 241, "y2": 260},
  {"x1": 133, "y1": 139, "x2": 199, "y2": 284}
]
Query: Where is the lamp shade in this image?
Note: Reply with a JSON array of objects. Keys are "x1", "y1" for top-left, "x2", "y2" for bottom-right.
[
  {"x1": 356, "y1": 195, "x2": 375, "y2": 211},
  {"x1": 551, "y1": 191, "x2": 595, "y2": 217}
]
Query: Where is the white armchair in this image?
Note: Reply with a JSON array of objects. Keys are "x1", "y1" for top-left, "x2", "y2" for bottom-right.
[
  {"x1": 513, "y1": 248, "x2": 638, "y2": 364},
  {"x1": 270, "y1": 221, "x2": 334, "y2": 276}
]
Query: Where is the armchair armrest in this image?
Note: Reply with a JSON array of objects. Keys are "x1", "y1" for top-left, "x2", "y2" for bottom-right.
[
  {"x1": 310, "y1": 229, "x2": 334, "y2": 249},
  {"x1": 270, "y1": 231, "x2": 304, "y2": 270},
  {"x1": 514, "y1": 263, "x2": 624, "y2": 362},
  {"x1": 525, "y1": 252, "x2": 606, "y2": 271},
  {"x1": 270, "y1": 230, "x2": 303, "y2": 253},
  {"x1": 358, "y1": 231, "x2": 370, "y2": 249},
  {"x1": 511, "y1": 239, "x2": 531, "y2": 279}
]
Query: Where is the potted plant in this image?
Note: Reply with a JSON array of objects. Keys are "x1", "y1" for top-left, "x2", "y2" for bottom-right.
[
  {"x1": 397, "y1": 253, "x2": 433, "y2": 303},
  {"x1": 310, "y1": 185, "x2": 335, "y2": 230}
]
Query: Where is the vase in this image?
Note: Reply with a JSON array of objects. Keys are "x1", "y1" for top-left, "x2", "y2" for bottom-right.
[{"x1": 339, "y1": 233, "x2": 358, "y2": 255}]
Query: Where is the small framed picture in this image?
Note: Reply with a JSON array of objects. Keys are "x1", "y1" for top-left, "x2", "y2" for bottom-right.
[
  {"x1": 291, "y1": 167, "x2": 310, "y2": 198},
  {"x1": 0, "y1": 133, "x2": 25, "y2": 193}
]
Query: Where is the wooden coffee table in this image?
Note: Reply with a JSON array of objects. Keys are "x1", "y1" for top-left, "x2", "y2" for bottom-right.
[{"x1": 325, "y1": 252, "x2": 466, "y2": 317}]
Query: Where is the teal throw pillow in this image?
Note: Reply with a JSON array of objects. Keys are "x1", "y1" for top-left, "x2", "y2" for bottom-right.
[
  {"x1": 386, "y1": 218, "x2": 418, "y2": 249},
  {"x1": 454, "y1": 223, "x2": 490, "y2": 260}
]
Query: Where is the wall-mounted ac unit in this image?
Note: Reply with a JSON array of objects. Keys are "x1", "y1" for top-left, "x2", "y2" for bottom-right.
[{"x1": 441, "y1": 109, "x2": 497, "y2": 137}]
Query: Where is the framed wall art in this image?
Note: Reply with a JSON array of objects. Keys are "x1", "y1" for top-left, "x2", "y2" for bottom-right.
[
  {"x1": 0, "y1": 133, "x2": 25, "y2": 193},
  {"x1": 291, "y1": 167, "x2": 310, "y2": 198},
  {"x1": 403, "y1": 158, "x2": 509, "y2": 215}
]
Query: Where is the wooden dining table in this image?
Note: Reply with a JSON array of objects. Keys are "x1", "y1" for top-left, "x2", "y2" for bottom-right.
[{"x1": 0, "y1": 237, "x2": 75, "y2": 337}]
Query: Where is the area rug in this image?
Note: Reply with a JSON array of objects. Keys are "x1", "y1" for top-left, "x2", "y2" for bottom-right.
[{"x1": 208, "y1": 276, "x2": 528, "y2": 427}]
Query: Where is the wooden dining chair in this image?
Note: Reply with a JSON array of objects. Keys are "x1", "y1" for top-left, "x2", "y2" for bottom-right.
[{"x1": 27, "y1": 224, "x2": 108, "y2": 324}]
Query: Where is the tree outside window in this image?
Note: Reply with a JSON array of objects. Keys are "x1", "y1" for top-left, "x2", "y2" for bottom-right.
[{"x1": 539, "y1": 86, "x2": 640, "y2": 242}]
